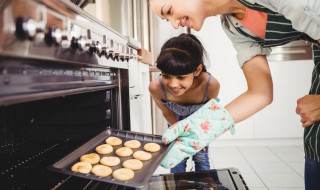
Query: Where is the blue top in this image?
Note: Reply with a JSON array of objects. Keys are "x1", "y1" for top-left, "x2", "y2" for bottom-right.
[{"x1": 158, "y1": 73, "x2": 213, "y2": 121}]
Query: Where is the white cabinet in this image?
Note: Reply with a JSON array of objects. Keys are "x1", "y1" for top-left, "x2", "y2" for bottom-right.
[{"x1": 128, "y1": 61, "x2": 152, "y2": 134}]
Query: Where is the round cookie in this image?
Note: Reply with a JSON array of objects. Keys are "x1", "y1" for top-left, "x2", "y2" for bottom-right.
[
  {"x1": 106, "y1": 136, "x2": 122, "y2": 146},
  {"x1": 80, "y1": 153, "x2": 100, "y2": 164},
  {"x1": 123, "y1": 159, "x2": 143, "y2": 171},
  {"x1": 143, "y1": 143, "x2": 161, "y2": 152},
  {"x1": 91, "y1": 164, "x2": 112, "y2": 177},
  {"x1": 112, "y1": 168, "x2": 134, "y2": 181},
  {"x1": 71, "y1": 162, "x2": 92, "y2": 174},
  {"x1": 100, "y1": 156, "x2": 121, "y2": 167},
  {"x1": 115, "y1": 147, "x2": 133, "y2": 157},
  {"x1": 133, "y1": 150, "x2": 152, "y2": 161},
  {"x1": 124, "y1": 140, "x2": 141, "y2": 149},
  {"x1": 95, "y1": 144, "x2": 113, "y2": 154}
]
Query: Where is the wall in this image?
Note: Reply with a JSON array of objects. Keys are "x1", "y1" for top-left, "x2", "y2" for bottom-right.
[{"x1": 193, "y1": 16, "x2": 314, "y2": 140}]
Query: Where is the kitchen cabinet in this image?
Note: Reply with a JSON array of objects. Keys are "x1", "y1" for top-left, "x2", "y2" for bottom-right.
[{"x1": 129, "y1": 61, "x2": 152, "y2": 134}]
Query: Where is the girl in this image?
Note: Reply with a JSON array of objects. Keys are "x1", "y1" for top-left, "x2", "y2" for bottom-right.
[{"x1": 149, "y1": 33, "x2": 220, "y2": 173}]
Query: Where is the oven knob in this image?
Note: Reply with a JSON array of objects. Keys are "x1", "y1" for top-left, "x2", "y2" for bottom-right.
[
  {"x1": 59, "y1": 32, "x2": 71, "y2": 49},
  {"x1": 78, "y1": 36, "x2": 91, "y2": 52},
  {"x1": 15, "y1": 17, "x2": 37, "y2": 40},
  {"x1": 113, "y1": 43, "x2": 120, "y2": 61},
  {"x1": 106, "y1": 39, "x2": 115, "y2": 59},
  {"x1": 125, "y1": 47, "x2": 130, "y2": 62},
  {"x1": 119, "y1": 45, "x2": 126, "y2": 62},
  {"x1": 89, "y1": 41, "x2": 102, "y2": 54},
  {"x1": 44, "y1": 27, "x2": 62, "y2": 46},
  {"x1": 100, "y1": 45, "x2": 107, "y2": 57},
  {"x1": 70, "y1": 37, "x2": 79, "y2": 50},
  {"x1": 129, "y1": 48, "x2": 134, "y2": 59},
  {"x1": 95, "y1": 41, "x2": 102, "y2": 55}
]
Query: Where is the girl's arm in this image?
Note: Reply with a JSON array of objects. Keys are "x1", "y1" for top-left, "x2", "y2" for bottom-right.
[
  {"x1": 225, "y1": 55, "x2": 273, "y2": 123},
  {"x1": 206, "y1": 74, "x2": 220, "y2": 100},
  {"x1": 149, "y1": 79, "x2": 178, "y2": 125}
]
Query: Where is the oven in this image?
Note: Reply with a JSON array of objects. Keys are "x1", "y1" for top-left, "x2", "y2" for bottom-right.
[{"x1": 0, "y1": 0, "x2": 134, "y2": 189}]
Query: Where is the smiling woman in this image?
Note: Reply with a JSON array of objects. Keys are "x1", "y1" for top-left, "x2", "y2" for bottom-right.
[{"x1": 148, "y1": 0, "x2": 212, "y2": 30}]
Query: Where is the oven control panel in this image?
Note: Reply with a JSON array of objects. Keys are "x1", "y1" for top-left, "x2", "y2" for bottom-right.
[{"x1": 0, "y1": 0, "x2": 139, "y2": 69}]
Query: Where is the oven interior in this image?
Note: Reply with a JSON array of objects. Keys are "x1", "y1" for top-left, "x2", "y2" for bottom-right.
[{"x1": 0, "y1": 88, "x2": 127, "y2": 189}]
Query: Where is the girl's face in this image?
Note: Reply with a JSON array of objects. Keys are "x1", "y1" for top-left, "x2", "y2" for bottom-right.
[
  {"x1": 149, "y1": 0, "x2": 207, "y2": 31},
  {"x1": 161, "y1": 73, "x2": 195, "y2": 96}
]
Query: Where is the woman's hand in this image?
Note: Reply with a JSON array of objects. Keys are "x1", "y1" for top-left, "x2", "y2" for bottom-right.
[{"x1": 296, "y1": 95, "x2": 320, "y2": 128}]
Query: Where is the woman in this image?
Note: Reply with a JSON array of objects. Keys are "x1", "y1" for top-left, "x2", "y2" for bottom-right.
[
  {"x1": 149, "y1": 33, "x2": 220, "y2": 173},
  {"x1": 148, "y1": 0, "x2": 320, "y2": 189}
]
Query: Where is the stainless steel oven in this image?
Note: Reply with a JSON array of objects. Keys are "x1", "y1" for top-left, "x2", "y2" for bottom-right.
[{"x1": 0, "y1": 0, "x2": 137, "y2": 189}]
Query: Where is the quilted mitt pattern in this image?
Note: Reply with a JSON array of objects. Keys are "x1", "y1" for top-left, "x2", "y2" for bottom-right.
[{"x1": 161, "y1": 99, "x2": 235, "y2": 168}]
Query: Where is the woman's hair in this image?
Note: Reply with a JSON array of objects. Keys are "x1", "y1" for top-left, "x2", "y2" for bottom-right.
[{"x1": 156, "y1": 33, "x2": 208, "y2": 75}]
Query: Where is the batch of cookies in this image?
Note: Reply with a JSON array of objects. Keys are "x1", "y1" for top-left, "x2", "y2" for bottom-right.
[{"x1": 71, "y1": 136, "x2": 161, "y2": 181}]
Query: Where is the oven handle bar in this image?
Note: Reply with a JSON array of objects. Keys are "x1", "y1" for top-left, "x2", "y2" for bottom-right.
[{"x1": 0, "y1": 84, "x2": 119, "y2": 106}]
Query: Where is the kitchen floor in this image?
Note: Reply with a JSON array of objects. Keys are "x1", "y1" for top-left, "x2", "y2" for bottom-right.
[{"x1": 154, "y1": 138, "x2": 305, "y2": 190}]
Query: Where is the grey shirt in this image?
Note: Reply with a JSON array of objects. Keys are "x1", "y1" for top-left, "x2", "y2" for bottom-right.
[{"x1": 221, "y1": 0, "x2": 320, "y2": 67}]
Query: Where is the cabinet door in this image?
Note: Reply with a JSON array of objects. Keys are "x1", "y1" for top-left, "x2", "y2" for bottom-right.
[
  {"x1": 139, "y1": 63, "x2": 152, "y2": 134},
  {"x1": 128, "y1": 59, "x2": 140, "y2": 97},
  {"x1": 129, "y1": 95, "x2": 142, "y2": 132}
]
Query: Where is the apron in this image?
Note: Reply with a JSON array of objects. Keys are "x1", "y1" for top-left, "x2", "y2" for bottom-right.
[{"x1": 237, "y1": 0, "x2": 320, "y2": 162}]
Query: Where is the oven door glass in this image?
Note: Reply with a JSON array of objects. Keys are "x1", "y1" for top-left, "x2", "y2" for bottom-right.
[{"x1": 140, "y1": 168, "x2": 248, "y2": 190}]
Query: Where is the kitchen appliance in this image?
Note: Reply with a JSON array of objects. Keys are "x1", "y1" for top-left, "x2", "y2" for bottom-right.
[{"x1": 0, "y1": 0, "x2": 138, "y2": 189}]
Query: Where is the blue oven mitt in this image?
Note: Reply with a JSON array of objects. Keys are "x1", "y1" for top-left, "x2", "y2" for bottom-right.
[{"x1": 160, "y1": 99, "x2": 235, "y2": 169}]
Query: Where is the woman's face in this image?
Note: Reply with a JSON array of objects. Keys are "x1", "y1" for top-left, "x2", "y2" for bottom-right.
[
  {"x1": 161, "y1": 73, "x2": 195, "y2": 96},
  {"x1": 149, "y1": 0, "x2": 207, "y2": 31}
]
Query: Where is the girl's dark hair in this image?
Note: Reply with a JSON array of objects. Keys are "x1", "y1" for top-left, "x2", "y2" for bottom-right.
[{"x1": 156, "y1": 33, "x2": 208, "y2": 75}]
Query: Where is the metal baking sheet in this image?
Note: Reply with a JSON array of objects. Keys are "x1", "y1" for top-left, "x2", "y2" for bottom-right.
[{"x1": 48, "y1": 128, "x2": 174, "y2": 188}]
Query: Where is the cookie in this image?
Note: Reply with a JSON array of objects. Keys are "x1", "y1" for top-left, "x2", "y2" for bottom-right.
[
  {"x1": 71, "y1": 162, "x2": 92, "y2": 174},
  {"x1": 143, "y1": 143, "x2": 161, "y2": 152},
  {"x1": 105, "y1": 136, "x2": 122, "y2": 146},
  {"x1": 80, "y1": 153, "x2": 100, "y2": 164},
  {"x1": 112, "y1": 168, "x2": 134, "y2": 181},
  {"x1": 95, "y1": 144, "x2": 113, "y2": 154},
  {"x1": 115, "y1": 147, "x2": 133, "y2": 157},
  {"x1": 124, "y1": 140, "x2": 141, "y2": 149},
  {"x1": 123, "y1": 159, "x2": 143, "y2": 171},
  {"x1": 91, "y1": 164, "x2": 112, "y2": 177},
  {"x1": 133, "y1": 150, "x2": 152, "y2": 161},
  {"x1": 100, "y1": 156, "x2": 121, "y2": 167}
]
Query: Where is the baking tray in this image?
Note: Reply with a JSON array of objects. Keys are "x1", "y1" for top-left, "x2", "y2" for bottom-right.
[{"x1": 48, "y1": 128, "x2": 174, "y2": 188}]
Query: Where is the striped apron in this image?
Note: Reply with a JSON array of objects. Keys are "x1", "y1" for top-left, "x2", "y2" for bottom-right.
[{"x1": 237, "y1": 0, "x2": 320, "y2": 163}]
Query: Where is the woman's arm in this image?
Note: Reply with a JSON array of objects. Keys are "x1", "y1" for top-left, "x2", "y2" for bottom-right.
[
  {"x1": 149, "y1": 79, "x2": 178, "y2": 125},
  {"x1": 225, "y1": 55, "x2": 273, "y2": 123}
]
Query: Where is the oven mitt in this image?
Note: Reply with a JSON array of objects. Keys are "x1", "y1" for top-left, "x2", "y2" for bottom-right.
[{"x1": 160, "y1": 99, "x2": 235, "y2": 169}]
